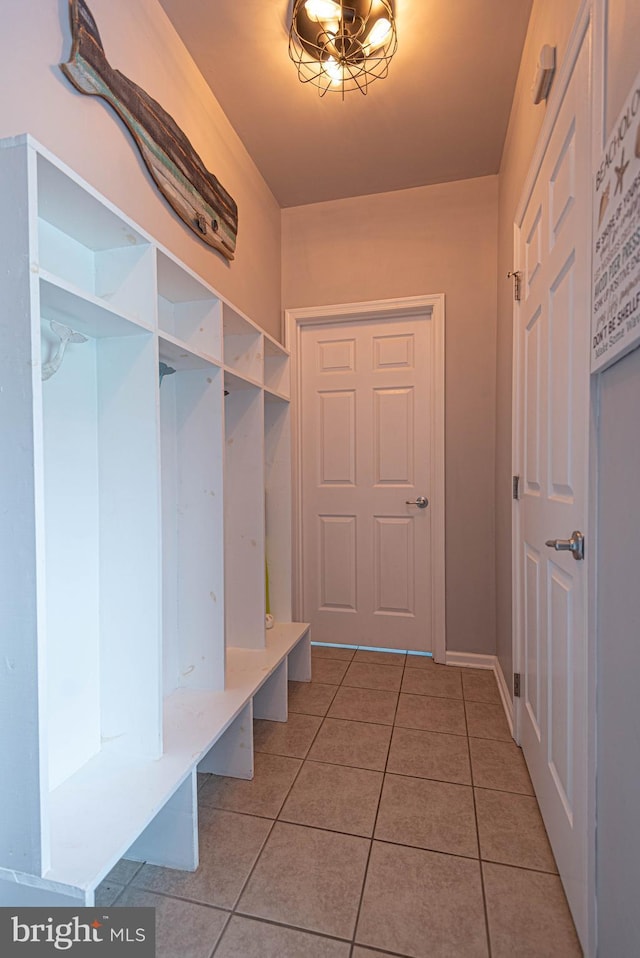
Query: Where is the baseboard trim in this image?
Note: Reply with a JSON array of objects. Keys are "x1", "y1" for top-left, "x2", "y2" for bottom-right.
[
  {"x1": 445, "y1": 651, "x2": 496, "y2": 670},
  {"x1": 493, "y1": 657, "x2": 515, "y2": 738},
  {"x1": 445, "y1": 651, "x2": 514, "y2": 738}
]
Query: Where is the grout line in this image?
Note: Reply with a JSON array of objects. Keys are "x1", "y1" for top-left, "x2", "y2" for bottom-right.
[
  {"x1": 212, "y1": 808, "x2": 276, "y2": 938},
  {"x1": 122, "y1": 860, "x2": 145, "y2": 886},
  {"x1": 299, "y1": 709, "x2": 398, "y2": 727},
  {"x1": 349, "y1": 655, "x2": 408, "y2": 950},
  {"x1": 349, "y1": 946, "x2": 419, "y2": 958},
  {"x1": 207, "y1": 911, "x2": 233, "y2": 958},
  {"x1": 477, "y1": 856, "x2": 560, "y2": 877},
  {"x1": 316, "y1": 713, "x2": 398, "y2": 730},
  {"x1": 116, "y1": 882, "x2": 233, "y2": 912},
  {"x1": 465, "y1": 700, "x2": 493, "y2": 958},
  {"x1": 228, "y1": 911, "x2": 354, "y2": 945}
]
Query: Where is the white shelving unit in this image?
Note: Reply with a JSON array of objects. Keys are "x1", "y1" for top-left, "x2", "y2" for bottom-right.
[{"x1": 0, "y1": 134, "x2": 309, "y2": 906}]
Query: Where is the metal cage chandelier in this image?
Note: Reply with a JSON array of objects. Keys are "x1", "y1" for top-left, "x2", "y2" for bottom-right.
[{"x1": 289, "y1": 0, "x2": 397, "y2": 97}]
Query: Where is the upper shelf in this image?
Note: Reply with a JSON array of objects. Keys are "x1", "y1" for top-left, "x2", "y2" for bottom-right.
[
  {"x1": 159, "y1": 332, "x2": 222, "y2": 371},
  {"x1": 264, "y1": 336, "x2": 291, "y2": 399},
  {"x1": 222, "y1": 303, "x2": 263, "y2": 383},
  {"x1": 40, "y1": 271, "x2": 153, "y2": 339},
  {"x1": 36, "y1": 161, "x2": 156, "y2": 328},
  {"x1": 37, "y1": 152, "x2": 149, "y2": 253},
  {"x1": 156, "y1": 250, "x2": 222, "y2": 360}
]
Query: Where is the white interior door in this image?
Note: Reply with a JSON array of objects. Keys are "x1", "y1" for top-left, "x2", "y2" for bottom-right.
[
  {"x1": 300, "y1": 314, "x2": 436, "y2": 652},
  {"x1": 513, "y1": 33, "x2": 590, "y2": 947}
]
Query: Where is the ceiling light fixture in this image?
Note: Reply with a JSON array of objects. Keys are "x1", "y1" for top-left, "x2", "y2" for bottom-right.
[{"x1": 289, "y1": 0, "x2": 397, "y2": 97}]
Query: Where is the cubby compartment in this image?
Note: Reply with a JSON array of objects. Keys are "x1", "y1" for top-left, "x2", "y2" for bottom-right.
[
  {"x1": 224, "y1": 371, "x2": 265, "y2": 649},
  {"x1": 160, "y1": 356, "x2": 225, "y2": 697},
  {"x1": 264, "y1": 336, "x2": 291, "y2": 399},
  {"x1": 265, "y1": 395, "x2": 293, "y2": 624},
  {"x1": 157, "y1": 250, "x2": 221, "y2": 359},
  {"x1": 37, "y1": 153, "x2": 155, "y2": 326},
  {"x1": 41, "y1": 316, "x2": 161, "y2": 792},
  {"x1": 223, "y1": 303, "x2": 263, "y2": 383}
]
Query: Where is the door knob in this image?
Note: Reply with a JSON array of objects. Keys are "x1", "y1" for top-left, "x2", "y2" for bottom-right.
[
  {"x1": 545, "y1": 530, "x2": 585, "y2": 560},
  {"x1": 406, "y1": 496, "x2": 429, "y2": 509}
]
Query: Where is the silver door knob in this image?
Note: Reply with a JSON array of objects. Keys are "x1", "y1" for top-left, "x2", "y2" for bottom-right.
[
  {"x1": 545, "y1": 530, "x2": 585, "y2": 561},
  {"x1": 406, "y1": 496, "x2": 429, "y2": 509}
]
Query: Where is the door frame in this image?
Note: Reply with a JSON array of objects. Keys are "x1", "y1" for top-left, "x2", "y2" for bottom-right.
[
  {"x1": 285, "y1": 294, "x2": 446, "y2": 663},
  {"x1": 511, "y1": 1, "x2": 605, "y2": 953}
]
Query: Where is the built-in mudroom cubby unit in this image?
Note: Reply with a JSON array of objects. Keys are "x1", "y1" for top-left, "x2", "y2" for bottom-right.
[{"x1": 0, "y1": 134, "x2": 310, "y2": 906}]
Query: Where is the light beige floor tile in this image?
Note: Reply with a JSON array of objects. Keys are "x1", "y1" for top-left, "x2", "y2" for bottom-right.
[
  {"x1": 395, "y1": 693, "x2": 467, "y2": 735},
  {"x1": 94, "y1": 880, "x2": 124, "y2": 906},
  {"x1": 307, "y1": 718, "x2": 392, "y2": 771},
  {"x1": 288, "y1": 681, "x2": 338, "y2": 716},
  {"x1": 237, "y1": 821, "x2": 369, "y2": 939},
  {"x1": 387, "y1": 726, "x2": 471, "y2": 784},
  {"x1": 199, "y1": 752, "x2": 301, "y2": 818},
  {"x1": 462, "y1": 670, "x2": 501, "y2": 704},
  {"x1": 253, "y1": 712, "x2": 322, "y2": 758},
  {"x1": 475, "y1": 788, "x2": 557, "y2": 872},
  {"x1": 216, "y1": 915, "x2": 351, "y2": 958},
  {"x1": 104, "y1": 858, "x2": 144, "y2": 885},
  {"x1": 375, "y1": 774, "x2": 478, "y2": 858},
  {"x1": 343, "y1": 662, "x2": 403, "y2": 692},
  {"x1": 465, "y1": 701, "x2": 512, "y2": 741},
  {"x1": 404, "y1": 654, "x2": 436, "y2": 669},
  {"x1": 311, "y1": 658, "x2": 351, "y2": 684},
  {"x1": 132, "y1": 806, "x2": 271, "y2": 909},
  {"x1": 356, "y1": 842, "x2": 488, "y2": 958},
  {"x1": 311, "y1": 644, "x2": 356, "y2": 662},
  {"x1": 115, "y1": 886, "x2": 228, "y2": 958},
  {"x1": 401, "y1": 666, "x2": 463, "y2": 699},
  {"x1": 280, "y1": 761, "x2": 383, "y2": 837},
  {"x1": 483, "y1": 862, "x2": 581, "y2": 957},
  {"x1": 327, "y1": 686, "x2": 398, "y2": 725},
  {"x1": 469, "y1": 737, "x2": 534, "y2": 794},
  {"x1": 353, "y1": 649, "x2": 407, "y2": 667}
]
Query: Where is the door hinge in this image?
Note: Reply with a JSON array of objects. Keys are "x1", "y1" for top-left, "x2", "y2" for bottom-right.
[
  {"x1": 507, "y1": 270, "x2": 521, "y2": 302},
  {"x1": 512, "y1": 475, "x2": 520, "y2": 500},
  {"x1": 514, "y1": 673, "x2": 521, "y2": 698}
]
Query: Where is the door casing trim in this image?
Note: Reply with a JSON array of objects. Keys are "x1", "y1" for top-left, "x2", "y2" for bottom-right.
[{"x1": 285, "y1": 294, "x2": 446, "y2": 663}]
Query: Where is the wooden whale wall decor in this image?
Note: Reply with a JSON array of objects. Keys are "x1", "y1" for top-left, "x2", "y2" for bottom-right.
[{"x1": 60, "y1": 0, "x2": 238, "y2": 260}]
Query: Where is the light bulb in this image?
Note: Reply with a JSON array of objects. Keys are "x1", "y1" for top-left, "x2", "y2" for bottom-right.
[
  {"x1": 367, "y1": 17, "x2": 392, "y2": 51},
  {"x1": 323, "y1": 57, "x2": 344, "y2": 84},
  {"x1": 304, "y1": 0, "x2": 342, "y2": 22}
]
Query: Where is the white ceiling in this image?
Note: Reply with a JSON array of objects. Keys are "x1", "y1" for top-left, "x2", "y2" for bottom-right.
[{"x1": 158, "y1": 0, "x2": 533, "y2": 208}]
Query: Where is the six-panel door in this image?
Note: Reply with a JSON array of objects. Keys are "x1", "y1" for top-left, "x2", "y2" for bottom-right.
[{"x1": 301, "y1": 316, "x2": 433, "y2": 651}]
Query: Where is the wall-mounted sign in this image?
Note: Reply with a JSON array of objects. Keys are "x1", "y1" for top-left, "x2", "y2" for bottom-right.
[
  {"x1": 591, "y1": 69, "x2": 640, "y2": 372},
  {"x1": 60, "y1": 0, "x2": 238, "y2": 261}
]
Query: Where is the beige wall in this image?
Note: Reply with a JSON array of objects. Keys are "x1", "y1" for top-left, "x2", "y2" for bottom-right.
[
  {"x1": 0, "y1": 0, "x2": 281, "y2": 337},
  {"x1": 494, "y1": 0, "x2": 581, "y2": 690},
  {"x1": 606, "y1": 0, "x2": 640, "y2": 130},
  {"x1": 282, "y1": 176, "x2": 499, "y2": 655}
]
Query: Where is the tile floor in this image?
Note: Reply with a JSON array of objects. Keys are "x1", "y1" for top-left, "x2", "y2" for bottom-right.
[{"x1": 97, "y1": 647, "x2": 582, "y2": 957}]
